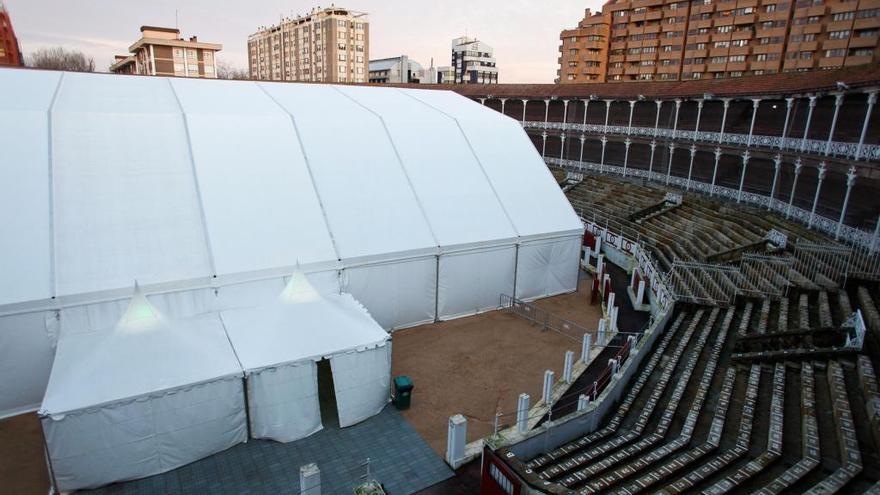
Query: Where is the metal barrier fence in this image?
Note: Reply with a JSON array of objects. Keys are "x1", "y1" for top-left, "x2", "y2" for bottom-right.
[
  {"x1": 848, "y1": 244, "x2": 880, "y2": 281},
  {"x1": 792, "y1": 241, "x2": 852, "y2": 286},
  {"x1": 668, "y1": 261, "x2": 739, "y2": 307},
  {"x1": 739, "y1": 253, "x2": 793, "y2": 299}
]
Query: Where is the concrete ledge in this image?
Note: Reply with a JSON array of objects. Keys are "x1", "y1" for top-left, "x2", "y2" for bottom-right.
[{"x1": 627, "y1": 286, "x2": 651, "y2": 312}]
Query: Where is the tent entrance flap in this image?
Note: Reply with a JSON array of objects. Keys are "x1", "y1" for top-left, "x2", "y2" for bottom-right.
[{"x1": 317, "y1": 359, "x2": 339, "y2": 428}]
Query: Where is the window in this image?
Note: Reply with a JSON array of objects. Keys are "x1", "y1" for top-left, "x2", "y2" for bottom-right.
[
  {"x1": 174, "y1": 63, "x2": 184, "y2": 72},
  {"x1": 824, "y1": 48, "x2": 845, "y2": 57},
  {"x1": 851, "y1": 48, "x2": 874, "y2": 56},
  {"x1": 831, "y1": 11, "x2": 855, "y2": 21},
  {"x1": 174, "y1": 48, "x2": 183, "y2": 58},
  {"x1": 570, "y1": 48, "x2": 579, "y2": 56},
  {"x1": 828, "y1": 30, "x2": 850, "y2": 40},
  {"x1": 717, "y1": 25, "x2": 733, "y2": 33},
  {"x1": 614, "y1": 9, "x2": 628, "y2": 16},
  {"x1": 663, "y1": 45, "x2": 674, "y2": 52},
  {"x1": 711, "y1": 56, "x2": 727, "y2": 63},
  {"x1": 856, "y1": 8, "x2": 880, "y2": 19},
  {"x1": 800, "y1": 51, "x2": 813, "y2": 59},
  {"x1": 732, "y1": 39, "x2": 748, "y2": 47},
  {"x1": 764, "y1": 4, "x2": 777, "y2": 12},
  {"x1": 858, "y1": 29, "x2": 879, "y2": 37},
  {"x1": 730, "y1": 55, "x2": 746, "y2": 62},
  {"x1": 337, "y1": 20, "x2": 347, "y2": 27}
]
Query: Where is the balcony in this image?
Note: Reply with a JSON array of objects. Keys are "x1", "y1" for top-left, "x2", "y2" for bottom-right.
[{"x1": 844, "y1": 54, "x2": 875, "y2": 66}]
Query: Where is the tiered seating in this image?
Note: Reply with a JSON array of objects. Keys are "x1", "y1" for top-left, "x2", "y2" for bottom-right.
[
  {"x1": 538, "y1": 310, "x2": 708, "y2": 483},
  {"x1": 656, "y1": 364, "x2": 762, "y2": 495},
  {"x1": 857, "y1": 356, "x2": 880, "y2": 457},
  {"x1": 756, "y1": 362, "x2": 820, "y2": 494}
]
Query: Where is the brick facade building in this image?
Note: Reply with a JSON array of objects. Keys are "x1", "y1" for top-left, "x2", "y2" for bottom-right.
[{"x1": 0, "y1": 1, "x2": 23, "y2": 67}]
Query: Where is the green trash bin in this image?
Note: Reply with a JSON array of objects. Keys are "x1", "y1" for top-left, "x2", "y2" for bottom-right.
[{"x1": 393, "y1": 375, "x2": 414, "y2": 410}]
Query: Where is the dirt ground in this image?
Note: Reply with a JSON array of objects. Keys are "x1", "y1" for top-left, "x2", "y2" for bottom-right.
[
  {"x1": 392, "y1": 282, "x2": 601, "y2": 455},
  {"x1": 0, "y1": 412, "x2": 49, "y2": 494}
]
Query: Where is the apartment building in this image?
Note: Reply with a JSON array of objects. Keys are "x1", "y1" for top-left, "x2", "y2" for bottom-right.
[
  {"x1": 558, "y1": 0, "x2": 880, "y2": 83},
  {"x1": 369, "y1": 55, "x2": 434, "y2": 83},
  {"x1": 0, "y1": 1, "x2": 22, "y2": 66},
  {"x1": 109, "y1": 26, "x2": 221, "y2": 78},
  {"x1": 451, "y1": 36, "x2": 499, "y2": 84},
  {"x1": 247, "y1": 6, "x2": 369, "y2": 83}
]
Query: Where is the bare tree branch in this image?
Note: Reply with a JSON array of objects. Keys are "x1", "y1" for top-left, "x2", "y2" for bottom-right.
[{"x1": 27, "y1": 47, "x2": 95, "y2": 72}]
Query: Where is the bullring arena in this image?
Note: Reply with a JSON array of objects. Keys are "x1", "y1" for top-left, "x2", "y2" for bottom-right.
[{"x1": 1, "y1": 63, "x2": 880, "y2": 495}]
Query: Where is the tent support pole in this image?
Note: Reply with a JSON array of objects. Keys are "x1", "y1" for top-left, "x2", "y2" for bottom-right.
[
  {"x1": 242, "y1": 377, "x2": 253, "y2": 440},
  {"x1": 39, "y1": 417, "x2": 61, "y2": 495},
  {"x1": 434, "y1": 255, "x2": 440, "y2": 323},
  {"x1": 512, "y1": 243, "x2": 520, "y2": 301}
]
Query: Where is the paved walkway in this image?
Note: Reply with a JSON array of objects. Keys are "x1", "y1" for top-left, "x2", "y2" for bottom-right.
[{"x1": 86, "y1": 405, "x2": 452, "y2": 495}]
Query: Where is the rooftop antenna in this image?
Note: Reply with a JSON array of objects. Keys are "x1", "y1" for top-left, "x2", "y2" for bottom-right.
[{"x1": 175, "y1": 9, "x2": 178, "y2": 30}]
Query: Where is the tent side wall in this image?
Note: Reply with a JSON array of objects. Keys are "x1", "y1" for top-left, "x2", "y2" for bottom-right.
[
  {"x1": 42, "y1": 376, "x2": 246, "y2": 492},
  {"x1": 247, "y1": 361, "x2": 322, "y2": 443},
  {"x1": 330, "y1": 343, "x2": 392, "y2": 428},
  {"x1": 515, "y1": 235, "x2": 583, "y2": 301}
]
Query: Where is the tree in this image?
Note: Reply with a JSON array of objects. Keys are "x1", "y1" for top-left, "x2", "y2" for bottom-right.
[
  {"x1": 28, "y1": 47, "x2": 95, "y2": 72},
  {"x1": 216, "y1": 60, "x2": 250, "y2": 80}
]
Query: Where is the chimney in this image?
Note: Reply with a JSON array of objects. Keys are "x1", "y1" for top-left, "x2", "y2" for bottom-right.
[{"x1": 190, "y1": 36, "x2": 198, "y2": 42}]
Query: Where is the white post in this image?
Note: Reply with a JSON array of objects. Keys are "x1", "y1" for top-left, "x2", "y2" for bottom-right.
[
  {"x1": 608, "y1": 292, "x2": 616, "y2": 311},
  {"x1": 694, "y1": 99, "x2": 704, "y2": 140},
  {"x1": 596, "y1": 253, "x2": 605, "y2": 276},
  {"x1": 649, "y1": 140, "x2": 657, "y2": 174},
  {"x1": 671, "y1": 99, "x2": 682, "y2": 139},
  {"x1": 769, "y1": 154, "x2": 782, "y2": 210},
  {"x1": 800, "y1": 95, "x2": 817, "y2": 152},
  {"x1": 825, "y1": 93, "x2": 844, "y2": 156},
  {"x1": 581, "y1": 333, "x2": 593, "y2": 363},
  {"x1": 855, "y1": 91, "x2": 878, "y2": 161},
  {"x1": 747, "y1": 98, "x2": 760, "y2": 148},
  {"x1": 653, "y1": 100, "x2": 662, "y2": 138},
  {"x1": 300, "y1": 463, "x2": 321, "y2": 495},
  {"x1": 611, "y1": 305, "x2": 619, "y2": 332},
  {"x1": 521, "y1": 99, "x2": 528, "y2": 124},
  {"x1": 600, "y1": 136, "x2": 608, "y2": 166},
  {"x1": 737, "y1": 150, "x2": 751, "y2": 203},
  {"x1": 787, "y1": 158, "x2": 803, "y2": 219},
  {"x1": 718, "y1": 98, "x2": 730, "y2": 143},
  {"x1": 500, "y1": 98, "x2": 507, "y2": 116},
  {"x1": 582, "y1": 98, "x2": 590, "y2": 126},
  {"x1": 711, "y1": 147, "x2": 722, "y2": 196},
  {"x1": 563, "y1": 351, "x2": 575, "y2": 383},
  {"x1": 542, "y1": 370, "x2": 555, "y2": 404},
  {"x1": 577, "y1": 394, "x2": 589, "y2": 412},
  {"x1": 559, "y1": 134, "x2": 567, "y2": 160},
  {"x1": 604, "y1": 99, "x2": 612, "y2": 135},
  {"x1": 541, "y1": 131, "x2": 548, "y2": 158},
  {"x1": 623, "y1": 138, "x2": 632, "y2": 177},
  {"x1": 629, "y1": 269, "x2": 637, "y2": 288},
  {"x1": 808, "y1": 161, "x2": 827, "y2": 229},
  {"x1": 544, "y1": 99, "x2": 550, "y2": 123},
  {"x1": 627, "y1": 100, "x2": 636, "y2": 135},
  {"x1": 597, "y1": 318, "x2": 607, "y2": 345},
  {"x1": 686, "y1": 144, "x2": 696, "y2": 190},
  {"x1": 579, "y1": 134, "x2": 586, "y2": 162},
  {"x1": 836, "y1": 166, "x2": 857, "y2": 239},
  {"x1": 609, "y1": 358, "x2": 620, "y2": 375},
  {"x1": 780, "y1": 97, "x2": 794, "y2": 149},
  {"x1": 479, "y1": 98, "x2": 486, "y2": 106},
  {"x1": 516, "y1": 394, "x2": 530, "y2": 433},
  {"x1": 636, "y1": 280, "x2": 646, "y2": 306},
  {"x1": 563, "y1": 99, "x2": 570, "y2": 124},
  {"x1": 446, "y1": 414, "x2": 467, "y2": 468},
  {"x1": 666, "y1": 143, "x2": 676, "y2": 185}
]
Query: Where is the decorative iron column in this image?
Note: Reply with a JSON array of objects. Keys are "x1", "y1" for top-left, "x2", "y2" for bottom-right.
[
  {"x1": 653, "y1": 100, "x2": 662, "y2": 138},
  {"x1": 780, "y1": 97, "x2": 794, "y2": 150},
  {"x1": 835, "y1": 166, "x2": 857, "y2": 239},
  {"x1": 808, "y1": 161, "x2": 827, "y2": 229},
  {"x1": 582, "y1": 98, "x2": 590, "y2": 126},
  {"x1": 541, "y1": 131, "x2": 548, "y2": 158},
  {"x1": 769, "y1": 154, "x2": 782, "y2": 210},
  {"x1": 579, "y1": 134, "x2": 586, "y2": 162},
  {"x1": 603, "y1": 99, "x2": 612, "y2": 135},
  {"x1": 711, "y1": 147, "x2": 722, "y2": 196},
  {"x1": 623, "y1": 138, "x2": 632, "y2": 177},
  {"x1": 666, "y1": 143, "x2": 676, "y2": 185},
  {"x1": 600, "y1": 136, "x2": 608, "y2": 165},
  {"x1": 787, "y1": 157, "x2": 803, "y2": 219},
  {"x1": 521, "y1": 99, "x2": 528, "y2": 124},
  {"x1": 500, "y1": 98, "x2": 507, "y2": 116},
  {"x1": 686, "y1": 144, "x2": 697, "y2": 190},
  {"x1": 649, "y1": 140, "x2": 657, "y2": 174},
  {"x1": 737, "y1": 150, "x2": 751, "y2": 202},
  {"x1": 800, "y1": 95, "x2": 817, "y2": 152},
  {"x1": 855, "y1": 91, "x2": 878, "y2": 161},
  {"x1": 544, "y1": 99, "x2": 550, "y2": 123},
  {"x1": 562, "y1": 99, "x2": 570, "y2": 124},
  {"x1": 824, "y1": 93, "x2": 844, "y2": 156},
  {"x1": 718, "y1": 98, "x2": 731, "y2": 144},
  {"x1": 627, "y1": 100, "x2": 636, "y2": 135},
  {"x1": 559, "y1": 133, "x2": 566, "y2": 160},
  {"x1": 671, "y1": 99, "x2": 682, "y2": 140},
  {"x1": 746, "y1": 98, "x2": 761, "y2": 148},
  {"x1": 693, "y1": 99, "x2": 704, "y2": 141}
]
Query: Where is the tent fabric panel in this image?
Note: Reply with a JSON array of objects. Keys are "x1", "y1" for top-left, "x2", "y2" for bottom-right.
[
  {"x1": 342, "y1": 258, "x2": 436, "y2": 330},
  {"x1": 248, "y1": 361, "x2": 322, "y2": 443},
  {"x1": 405, "y1": 89, "x2": 583, "y2": 237},
  {"x1": 168, "y1": 79, "x2": 337, "y2": 275},
  {"x1": 330, "y1": 343, "x2": 391, "y2": 428},
  {"x1": 437, "y1": 246, "x2": 516, "y2": 319},
  {"x1": 0, "y1": 312, "x2": 54, "y2": 417},
  {"x1": 257, "y1": 83, "x2": 436, "y2": 261},
  {"x1": 43, "y1": 377, "x2": 246, "y2": 492},
  {"x1": 51, "y1": 74, "x2": 211, "y2": 296},
  {"x1": 515, "y1": 236, "x2": 582, "y2": 301},
  {"x1": 335, "y1": 85, "x2": 516, "y2": 247}
]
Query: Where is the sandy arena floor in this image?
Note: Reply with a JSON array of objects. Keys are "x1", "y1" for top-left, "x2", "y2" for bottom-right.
[
  {"x1": 392, "y1": 282, "x2": 601, "y2": 455},
  {"x1": 0, "y1": 412, "x2": 49, "y2": 494}
]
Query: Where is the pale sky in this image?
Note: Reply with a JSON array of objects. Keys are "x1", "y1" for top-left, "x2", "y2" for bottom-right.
[{"x1": 7, "y1": 0, "x2": 605, "y2": 83}]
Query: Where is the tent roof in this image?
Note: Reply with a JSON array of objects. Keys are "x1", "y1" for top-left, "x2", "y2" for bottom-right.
[
  {"x1": 40, "y1": 309, "x2": 242, "y2": 417},
  {"x1": 221, "y1": 292, "x2": 389, "y2": 373},
  {"x1": 0, "y1": 68, "x2": 582, "y2": 309}
]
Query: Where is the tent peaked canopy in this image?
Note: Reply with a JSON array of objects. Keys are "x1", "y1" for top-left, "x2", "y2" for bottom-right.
[
  {"x1": 116, "y1": 282, "x2": 163, "y2": 331},
  {"x1": 279, "y1": 269, "x2": 322, "y2": 304}
]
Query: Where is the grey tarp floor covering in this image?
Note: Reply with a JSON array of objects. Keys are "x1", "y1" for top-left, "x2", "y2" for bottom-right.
[{"x1": 84, "y1": 405, "x2": 453, "y2": 495}]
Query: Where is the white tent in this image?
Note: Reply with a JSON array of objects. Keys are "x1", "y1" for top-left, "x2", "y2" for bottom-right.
[
  {"x1": 221, "y1": 272, "x2": 391, "y2": 442},
  {"x1": 39, "y1": 288, "x2": 246, "y2": 492},
  {"x1": 0, "y1": 68, "x2": 582, "y2": 418}
]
